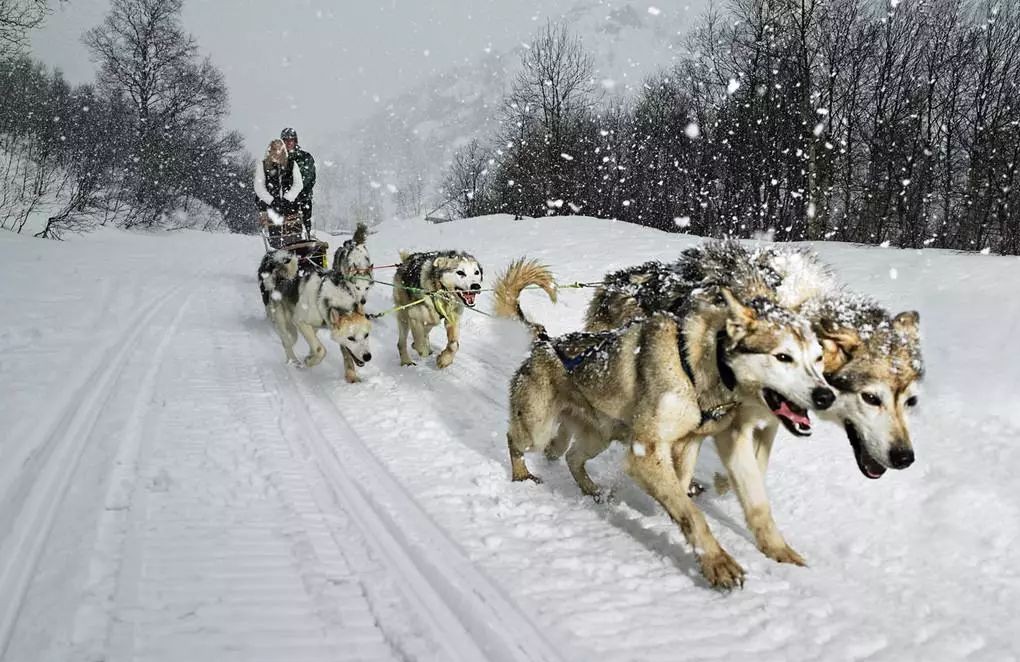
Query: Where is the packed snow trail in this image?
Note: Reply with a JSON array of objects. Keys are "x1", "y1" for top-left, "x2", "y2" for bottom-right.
[
  {"x1": 0, "y1": 230, "x2": 572, "y2": 662},
  {"x1": 1, "y1": 219, "x2": 1018, "y2": 661}
]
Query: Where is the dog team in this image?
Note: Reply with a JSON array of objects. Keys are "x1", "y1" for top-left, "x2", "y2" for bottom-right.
[{"x1": 257, "y1": 225, "x2": 924, "y2": 590}]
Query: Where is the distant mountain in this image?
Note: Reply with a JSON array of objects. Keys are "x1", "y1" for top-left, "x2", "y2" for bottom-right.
[{"x1": 315, "y1": 0, "x2": 702, "y2": 228}]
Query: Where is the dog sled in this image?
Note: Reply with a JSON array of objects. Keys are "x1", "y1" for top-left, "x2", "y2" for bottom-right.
[{"x1": 259, "y1": 210, "x2": 328, "y2": 270}]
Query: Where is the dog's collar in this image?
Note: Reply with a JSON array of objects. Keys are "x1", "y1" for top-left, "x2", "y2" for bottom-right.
[{"x1": 715, "y1": 329, "x2": 737, "y2": 390}]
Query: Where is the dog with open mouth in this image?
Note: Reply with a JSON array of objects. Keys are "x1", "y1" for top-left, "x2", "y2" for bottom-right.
[
  {"x1": 257, "y1": 249, "x2": 373, "y2": 383},
  {"x1": 573, "y1": 240, "x2": 923, "y2": 566},
  {"x1": 493, "y1": 258, "x2": 832, "y2": 590},
  {"x1": 392, "y1": 250, "x2": 483, "y2": 369}
]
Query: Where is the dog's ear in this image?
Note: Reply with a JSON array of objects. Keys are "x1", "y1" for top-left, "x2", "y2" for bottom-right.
[
  {"x1": 817, "y1": 318, "x2": 861, "y2": 372},
  {"x1": 329, "y1": 309, "x2": 343, "y2": 327},
  {"x1": 892, "y1": 310, "x2": 920, "y2": 339},
  {"x1": 433, "y1": 256, "x2": 456, "y2": 271},
  {"x1": 818, "y1": 318, "x2": 861, "y2": 351},
  {"x1": 720, "y1": 288, "x2": 755, "y2": 342}
]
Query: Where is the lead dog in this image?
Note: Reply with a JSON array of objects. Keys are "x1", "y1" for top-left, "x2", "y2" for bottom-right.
[
  {"x1": 493, "y1": 258, "x2": 834, "y2": 588},
  {"x1": 392, "y1": 250, "x2": 483, "y2": 369},
  {"x1": 257, "y1": 250, "x2": 373, "y2": 383},
  {"x1": 577, "y1": 241, "x2": 923, "y2": 565}
]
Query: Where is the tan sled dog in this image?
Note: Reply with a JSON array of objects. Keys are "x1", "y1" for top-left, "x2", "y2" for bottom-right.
[
  {"x1": 577, "y1": 242, "x2": 923, "y2": 566},
  {"x1": 494, "y1": 259, "x2": 833, "y2": 588}
]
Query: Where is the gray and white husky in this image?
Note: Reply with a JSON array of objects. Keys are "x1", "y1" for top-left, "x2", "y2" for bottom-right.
[
  {"x1": 332, "y1": 222, "x2": 372, "y2": 309},
  {"x1": 392, "y1": 250, "x2": 483, "y2": 369},
  {"x1": 257, "y1": 250, "x2": 373, "y2": 383}
]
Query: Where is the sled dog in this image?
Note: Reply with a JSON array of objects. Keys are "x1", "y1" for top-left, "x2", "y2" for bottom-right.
[
  {"x1": 392, "y1": 250, "x2": 483, "y2": 369},
  {"x1": 494, "y1": 258, "x2": 834, "y2": 588},
  {"x1": 577, "y1": 241, "x2": 923, "y2": 565},
  {"x1": 257, "y1": 250, "x2": 373, "y2": 383},
  {"x1": 332, "y1": 222, "x2": 372, "y2": 309}
]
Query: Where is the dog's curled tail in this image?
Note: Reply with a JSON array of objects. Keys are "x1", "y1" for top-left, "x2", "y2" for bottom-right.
[
  {"x1": 353, "y1": 222, "x2": 369, "y2": 245},
  {"x1": 493, "y1": 257, "x2": 557, "y2": 336}
]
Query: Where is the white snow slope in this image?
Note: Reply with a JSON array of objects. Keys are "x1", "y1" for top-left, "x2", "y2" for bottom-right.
[{"x1": 0, "y1": 215, "x2": 1018, "y2": 662}]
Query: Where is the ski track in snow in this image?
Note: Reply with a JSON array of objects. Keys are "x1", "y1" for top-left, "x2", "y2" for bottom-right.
[{"x1": 0, "y1": 219, "x2": 1018, "y2": 662}]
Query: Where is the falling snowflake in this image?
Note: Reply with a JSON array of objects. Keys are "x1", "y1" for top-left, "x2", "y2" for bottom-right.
[
  {"x1": 647, "y1": 6, "x2": 661, "y2": 15},
  {"x1": 560, "y1": 153, "x2": 574, "y2": 161},
  {"x1": 727, "y1": 78, "x2": 741, "y2": 95},
  {"x1": 674, "y1": 216, "x2": 691, "y2": 228},
  {"x1": 889, "y1": 267, "x2": 899, "y2": 280},
  {"x1": 684, "y1": 122, "x2": 700, "y2": 138}
]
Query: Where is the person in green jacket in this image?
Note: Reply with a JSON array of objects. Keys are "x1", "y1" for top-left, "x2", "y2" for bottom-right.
[{"x1": 281, "y1": 127, "x2": 316, "y2": 238}]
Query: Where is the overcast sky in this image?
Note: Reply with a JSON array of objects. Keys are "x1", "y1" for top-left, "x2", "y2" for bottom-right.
[{"x1": 31, "y1": 0, "x2": 707, "y2": 153}]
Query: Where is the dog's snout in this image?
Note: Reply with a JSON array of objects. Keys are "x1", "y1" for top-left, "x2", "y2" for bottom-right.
[
  {"x1": 470, "y1": 283, "x2": 481, "y2": 291},
  {"x1": 888, "y1": 445, "x2": 915, "y2": 470},
  {"x1": 811, "y1": 386, "x2": 836, "y2": 410},
  {"x1": 362, "y1": 352, "x2": 372, "y2": 362}
]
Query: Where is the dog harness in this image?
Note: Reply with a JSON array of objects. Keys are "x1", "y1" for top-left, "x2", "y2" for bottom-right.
[{"x1": 545, "y1": 322, "x2": 735, "y2": 428}]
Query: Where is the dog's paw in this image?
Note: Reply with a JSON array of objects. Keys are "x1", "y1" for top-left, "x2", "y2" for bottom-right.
[
  {"x1": 687, "y1": 479, "x2": 707, "y2": 498},
  {"x1": 761, "y1": 542, "x2": 807, "y2": 567},
  {"x1": 436, "y1": 350, "x2": 455, "y2": 369},
  {"x1": 304, "y1": 351, "x2": 325, "y2": 368},
  {"x1": 713, "y1": 472, "x2": 732, "y2": 496},
  {"x1": 286, "y1": 357, "x2": 302, "y2": 368},
  {"x1": 345, "y1": 371, "x2": 361, "y2": 384},
  {"x1": 700, "y1": 550, "x2": 745, "y2": 590},
  {"x1": 544, "y1": 447, "x2": 565, "y2": 462},
  {"x1": 511, "y1": 470, "x2": 543, "y2": 484},
  {"x1": 400, "y1": 358, "x2": 417, "y2": 367}
]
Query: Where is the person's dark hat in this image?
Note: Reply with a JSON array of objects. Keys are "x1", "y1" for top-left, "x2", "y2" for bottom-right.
[{"x1": 280, "y1": 127, "x2": 298, "y2": 140}]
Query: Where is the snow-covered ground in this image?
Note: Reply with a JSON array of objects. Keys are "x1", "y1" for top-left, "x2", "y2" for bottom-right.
[{"x1": 1, "y1": 216, "x2": 1017, "y2": 661}]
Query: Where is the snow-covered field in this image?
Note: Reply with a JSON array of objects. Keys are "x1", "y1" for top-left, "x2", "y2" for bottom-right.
[{"x1": 1, "y1": 216, "x2": 1018, "y2": 661}]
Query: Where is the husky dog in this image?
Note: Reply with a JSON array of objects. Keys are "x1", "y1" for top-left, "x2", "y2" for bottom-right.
[
  {"x1": 332, "y1": 223, "x2": 372, "y2": 309},
  {"x1": 494, "y1": 259, "x2": 833, "y2": 589},
  {"x1": 258, "y1": 249, "x2": 299, "y2": 313},
  {"x1": 578, "y1": 241, "x2": 923, "y2": 565},
  {"x1": 257, "y1": 250, "x2": 373, "y2": 383},
  {"x1": 392, "y1": 250, "x2": 483, "y2": 369}
]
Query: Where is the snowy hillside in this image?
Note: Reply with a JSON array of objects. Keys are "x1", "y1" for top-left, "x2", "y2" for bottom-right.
[
  {"x1": 1, "y1": 216, "x2": 1018, "y2": 661},
  {"x1": 317, "y1": 0, "x2": 699, "y2": 220}
]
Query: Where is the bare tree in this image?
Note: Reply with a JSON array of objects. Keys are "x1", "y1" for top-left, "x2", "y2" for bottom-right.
[
  {"x1": 503, "y1": 21, "x2": 598, "y2": 216},
  {"x1": 441, "y1": 139, "x2": 491, "y2": 218},
  {"x1": 0, "y1": 0, "x2": 47, "y2": 56},
  {"x1": 83, "y1": 0, "x2": 229, "y2": 223}
]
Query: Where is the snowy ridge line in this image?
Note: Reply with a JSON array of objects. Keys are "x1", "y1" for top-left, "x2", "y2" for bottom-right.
[
  {"x1": 0, "y1": 284, "x2": 189, "y2": 659},
  {"x1": 279, "y1": 368, "x2": 572, "y2": 662}
]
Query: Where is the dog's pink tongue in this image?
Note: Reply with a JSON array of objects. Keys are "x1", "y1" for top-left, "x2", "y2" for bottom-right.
[
  {"x1": 462, "y1": 292, "x2": 476, "y2": 304},
  {"x1": 774, "y1": 401, "x2": 811, "y2": 427}
]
